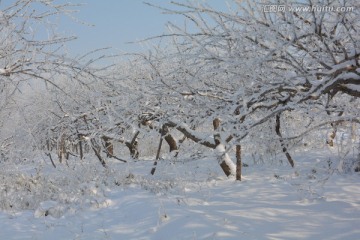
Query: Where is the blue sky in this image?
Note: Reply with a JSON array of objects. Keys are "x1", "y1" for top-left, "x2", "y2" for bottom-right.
[{"x1": 58, "y1": 0, "x2": 230, "y2": 56}]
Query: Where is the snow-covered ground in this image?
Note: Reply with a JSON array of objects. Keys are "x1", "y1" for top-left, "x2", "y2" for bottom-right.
[{"x1": 0, "y1": 148, "x2": 359, "y2": 240}]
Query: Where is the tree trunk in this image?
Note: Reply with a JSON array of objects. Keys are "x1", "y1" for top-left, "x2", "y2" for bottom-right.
[
  {"x1": 174, "y1": 135, "x2": 187, "y2": 158},
  {"x1": 351, "y1": 123, "x2": 357, "y2": 142},
  {"x1": 236, "y1": 145, "x2": 241, "y2": 181},
  {"x1": 162, "y1": 125, "x2": 178, "y2": 152},
  {"x1": 78, "y1": 134, "x2": 83, "y2": 160},
  {"x1": 326, "y1": 127, "x2": 337, "y2": 147},
  {"x1": 213, "y1": 118, "x2": 236, "y2": 176},
  {"x1": 213, "y1": 118, "x2": 221, "y2": 145},
  {"x1": 58, "y1": 133, "x2": 67, "y2": 164},
  {"x1": 275, "y1": 114, "x2": 295, "y2": 168},
  {"x1": 125, "y1": 131, "x2": 140, "y2": 159},
  {"x1": 220, "y1": 160, "x2": 232, "y2": 177},
  {"x1": 46, "y1": 153, "x2": 57, "y2": 168},
  {"x1": 325, "y1": 95, "x2": 343, "y2": 147},
  {"x1": 90, "y1": 139, "x2": 106, "y2": 167},
  {"x1": 151, "y1": 128, "x2": 165, "y2": 175},
  {"x1": 102, "y1": 136, "x2": 114, "y2": 157},
  {"x1": 46, "y1": 139, "x2": 51, "y2": 151}
]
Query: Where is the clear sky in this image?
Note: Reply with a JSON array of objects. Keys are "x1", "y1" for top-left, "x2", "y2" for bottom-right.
[{"x1": 58, "y1": 0, "x2": 230, "y2": 56}]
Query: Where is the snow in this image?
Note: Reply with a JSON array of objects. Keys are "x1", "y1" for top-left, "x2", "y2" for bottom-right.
[
  {"x1": 0, "y1": 67, "x2": 11, "y2": 76},
  {"x1": 346, "y1": 84, "x2": 360, "y2": 92},
  {"x1": 0, "y1": 149, "x2": 359, "y2": 240}
]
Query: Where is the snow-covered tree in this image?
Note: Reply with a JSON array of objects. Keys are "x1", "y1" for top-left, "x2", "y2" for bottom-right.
[
  {"x1": 0, "y1": 0, "x2": 114, "y2": 164},
  {"x1": 135, "y1": 0, "x2": 359, "y2": 177}
]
